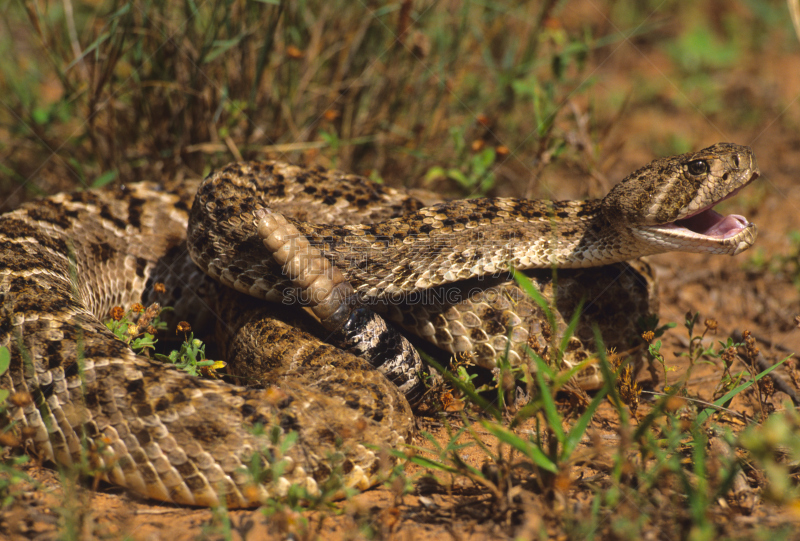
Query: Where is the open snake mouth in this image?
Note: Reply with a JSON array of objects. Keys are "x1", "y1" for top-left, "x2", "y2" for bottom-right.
[
  {"x1": 662, "y1": 174, "x2": 756, "y2": 241},
  {"x1": 673, "y1": 209, "x2": 749, "y2": 239},
  {"x1": 635, "y1": 169, "x2": 759, "y2": 256}
]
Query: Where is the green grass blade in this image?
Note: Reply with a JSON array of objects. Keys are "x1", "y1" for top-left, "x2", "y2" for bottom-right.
[
  {"x1": 559, "y1": 298, "x2": 584, "y2": 355},
  {"x1": 0, "y1": 346, "x2": 9, "y2": 374},
  {"x1": 482, "y1": 422, "x2": 558, "y2": 473},
  {"x1": 563, "y1": 380, "x2": 609, "y2": 459},
  {"x1": 389, "y1": 443, "x2": 476, "y2": 476},
  {"x1": 420, "y1": 351, "x2": 502, "y2": 421},
  {"x1": 205, "y1": 36, "x2": 246, "y2": 64},
  {"x1": 529, "y1": 352, "x2": 566, "y2": 443},
  {"x1": 592, "y1": 326, "x2": 626, "y2": 420},
  {"x1": 524, "y1": 346, "x2": 557, "y2": 381},
  {"x1": 696, "y1": 354, "x2": 794, "y2": 425},
  {"x1": 512, "y1": 268, "x2": 557, "y2": 335},
  {"x1": 66, "y1": 31, "x2": 111, "y2": 71}
]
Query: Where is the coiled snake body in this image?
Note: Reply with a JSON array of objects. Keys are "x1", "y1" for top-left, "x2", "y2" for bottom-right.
[{"x1": 0, "y1": 143, "x2": 758, "y2": 507}]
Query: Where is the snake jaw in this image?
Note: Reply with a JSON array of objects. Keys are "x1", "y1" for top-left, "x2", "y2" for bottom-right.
[
  {"x1": 635, "y1": 168, "x2": 759, "y2": 255},
  {"x1": 638, "y1": 205, "x2": 757, "y2": 255},
  {"x1": 640, "y1": 163, "x2": 759, "y2": 254},
  {"x1": 636, "y1": 217, "x2": 757, "y2": 255}
]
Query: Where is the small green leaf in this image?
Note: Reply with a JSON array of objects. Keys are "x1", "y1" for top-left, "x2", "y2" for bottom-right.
[
  {"x1": 447, "y1": 168, "x2": 469, "y2": 187},
  {"x1": 279, "y1": 430, "x2": 299, "y2": 454},
  {"x1": 424, "y1": 166, "x2": 447, "y2": 183},
  {"x1": 32, "y1": 107, "x2": 49, "y2": 125},
  {"x1": 92, "y1": 170, "x2": 118, "y2": 188},
  {"x1": 474, "y1": 148, "x2": 495, "y2": 171}
]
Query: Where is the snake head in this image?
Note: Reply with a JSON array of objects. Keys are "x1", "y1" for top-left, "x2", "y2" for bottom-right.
[{"x1": 601, "y1": 142, "x2": 759, "y2": 256}]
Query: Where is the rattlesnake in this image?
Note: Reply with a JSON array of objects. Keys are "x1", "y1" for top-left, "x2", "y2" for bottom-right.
[{"x1": 0, "y1": 142, "x2": 758, "y2": 508}]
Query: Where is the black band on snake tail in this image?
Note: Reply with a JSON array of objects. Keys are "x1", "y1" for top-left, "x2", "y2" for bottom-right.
[{"x1": 254, "y1": 208, "x2": 425, "y2": 400}]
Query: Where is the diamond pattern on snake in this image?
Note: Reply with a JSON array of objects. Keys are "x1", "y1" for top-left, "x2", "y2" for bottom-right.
[{"x1": 0, "y1": 142, "x2": 758, "y2": 507}]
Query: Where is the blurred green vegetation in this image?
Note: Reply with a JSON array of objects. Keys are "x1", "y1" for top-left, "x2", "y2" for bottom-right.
[
  {"x1": 0, "y1": 0, "x2": 795, "y2": 207},
  {"x1": 0, "y1": 0, "x2": 597, "y2": 199}
]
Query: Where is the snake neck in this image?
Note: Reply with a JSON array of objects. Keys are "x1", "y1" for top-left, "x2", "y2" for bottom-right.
[
  {"x1": 463, "y1": 198, "x2": 649, "y2": 271},
  {"x1": 511, "y1": 198, "x2": 670, "y2": 268},
  {"x1": 314, "y1": 198, "x2": 648, "y2": 294}
]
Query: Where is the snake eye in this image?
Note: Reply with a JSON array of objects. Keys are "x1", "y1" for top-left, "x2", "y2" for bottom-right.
[{"x1": 686, "y1": 160, "x2": 709, "y2": 176}]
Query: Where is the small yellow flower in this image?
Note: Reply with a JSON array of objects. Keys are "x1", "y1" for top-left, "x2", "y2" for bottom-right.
[{"x1": 201, "y1": 360, "x2": 227, "y2": 379}]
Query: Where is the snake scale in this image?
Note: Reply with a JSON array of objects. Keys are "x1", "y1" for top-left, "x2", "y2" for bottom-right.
[{"x1": 0, "y1": 143, "x2": 758, "y2": 507}]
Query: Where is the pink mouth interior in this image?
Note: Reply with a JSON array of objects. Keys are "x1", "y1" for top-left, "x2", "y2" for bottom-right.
[
  {"x1": 674, "y1": 209, "x2": 749, "y2": 239},
  {"x1": 668, "y1": 178, "x2": 755, "y2": 239}
]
